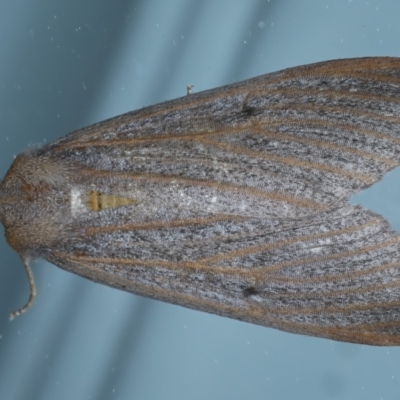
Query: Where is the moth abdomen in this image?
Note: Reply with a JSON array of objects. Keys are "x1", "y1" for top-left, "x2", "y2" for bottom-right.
[{"x1": 88, "y1": 191, "x2": 137, "y2": 212}]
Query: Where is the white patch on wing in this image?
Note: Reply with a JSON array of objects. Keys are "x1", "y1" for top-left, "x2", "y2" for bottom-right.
[
  {"x1": 310, "y1": 247, "x2": 323, "y2": 254},
  {"x1": 70, "y1": 188, "x2": 86, "y2": 216}
]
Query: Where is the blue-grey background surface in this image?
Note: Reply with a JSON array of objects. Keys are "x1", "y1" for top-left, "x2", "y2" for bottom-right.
[{"x1": 1, "y1": 1, "x2": 400, "y2": 399}]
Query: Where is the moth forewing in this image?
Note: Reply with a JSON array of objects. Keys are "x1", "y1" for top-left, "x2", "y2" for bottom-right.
[{"x1": 2, "y1": 57, "x2": 400, "y2": 345}]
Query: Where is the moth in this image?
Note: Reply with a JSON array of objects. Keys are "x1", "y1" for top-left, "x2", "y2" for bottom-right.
[{"x1": 2, "y1": 57, "x2": 400, "y2": 346}]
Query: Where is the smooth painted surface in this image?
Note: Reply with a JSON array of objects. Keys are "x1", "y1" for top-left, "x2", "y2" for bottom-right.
[{"x1": 1, "y1": 1, "x2": 400, "y2": 399}]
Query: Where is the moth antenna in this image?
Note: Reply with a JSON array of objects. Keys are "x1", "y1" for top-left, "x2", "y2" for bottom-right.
[{"x1": 9, "y1": 257, "x2": 37, "y2": 320}]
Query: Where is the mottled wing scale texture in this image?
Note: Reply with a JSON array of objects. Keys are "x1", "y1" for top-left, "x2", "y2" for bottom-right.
[{"x1": 2, "y1": 57, "x2": 400, "y2": 345}]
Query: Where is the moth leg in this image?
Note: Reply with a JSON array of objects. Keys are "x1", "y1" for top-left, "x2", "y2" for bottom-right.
[
  {"x1": 9, "y1": 257, "x2": 37, "y2": 320},
  {"x1": 186, "y1": 85, "x2": 194, "y2": 95}
]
